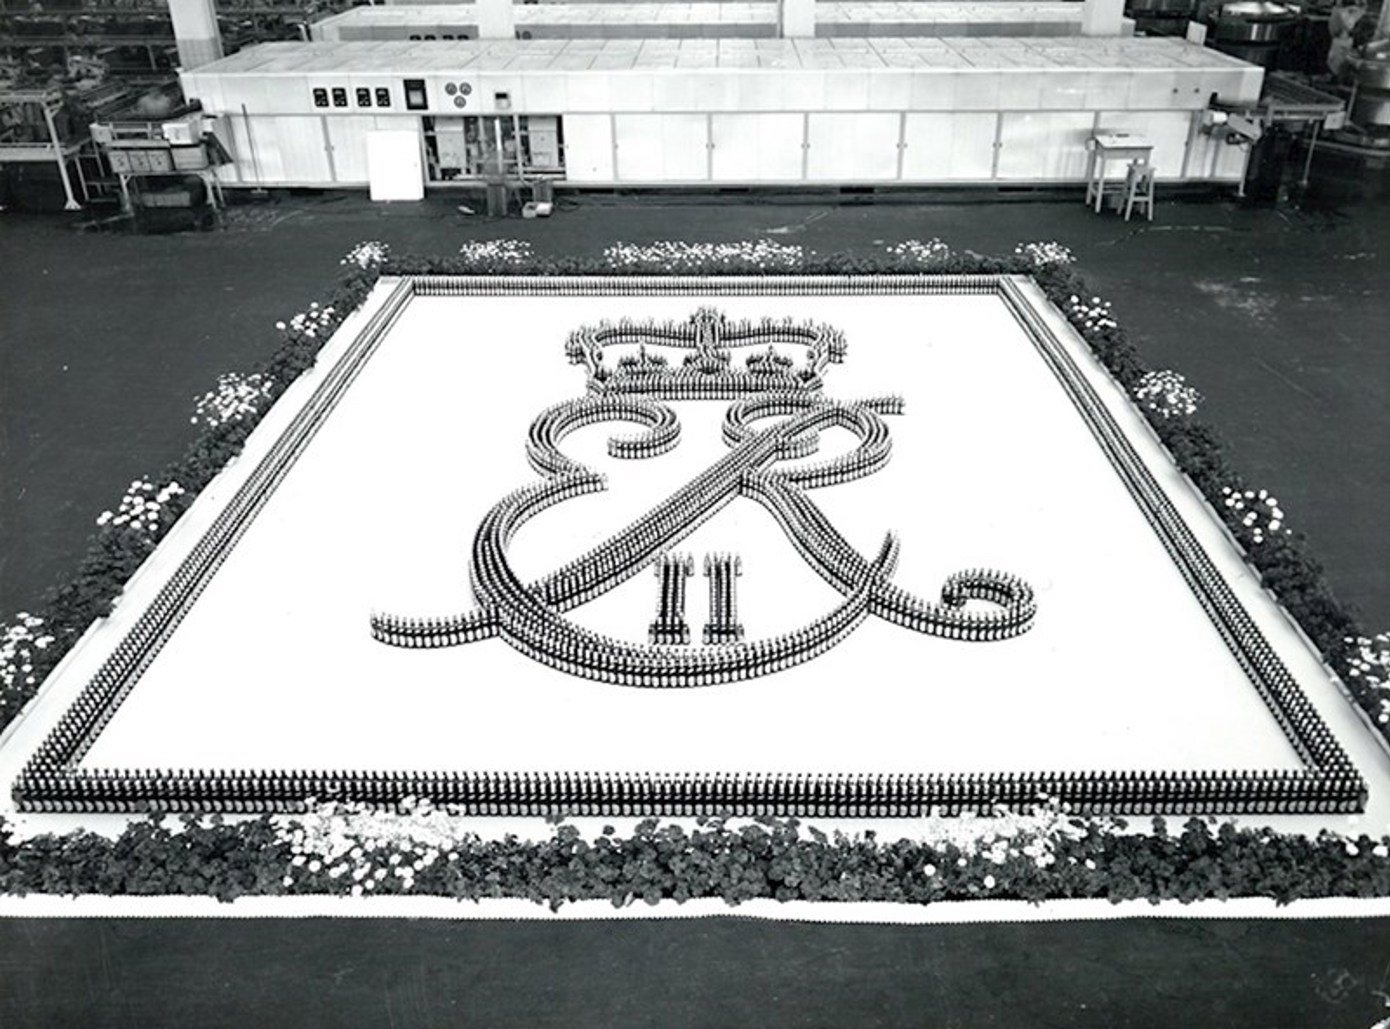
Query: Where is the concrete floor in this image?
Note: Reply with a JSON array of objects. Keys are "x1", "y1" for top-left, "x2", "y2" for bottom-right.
[
  {"x1": 1, "y1": 153, "x2": 1389, "y2": 1026},
  {"x1": 3, "y1": 159, "x2": 1388, "y2": 631}
]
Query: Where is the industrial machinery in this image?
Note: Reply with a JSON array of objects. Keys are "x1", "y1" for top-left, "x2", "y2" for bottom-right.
[
  {"x1": 1126, "y1": 0, "x2": 1199, "y2": 37},
  {"x1": 1200, "y1": 71, "x2": 1348, "y2": 196},
  {"x1": 0, "y1": 75, "x2": 225, "y2": 212},
  {"x1": 1348, "y1": 39, "x2": 1390, "y2": 129},
  {"x1": 88, "y1": 99, "x2": 231, "y2": 227},
  {"x1": 1208, "y1": 0, "x2": 1304, "y2": 67},
  {"x1": 1315, "y1": 18, "x2": 1390, "y2": 157},
  {"x1": 0, "y1": 0, "x2": 352, "y2": 85},
  {"x1": 0, "y1": 79, "x2": 129, "y2": 208}
]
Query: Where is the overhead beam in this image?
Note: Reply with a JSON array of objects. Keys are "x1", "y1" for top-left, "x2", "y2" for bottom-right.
[
  {"x1": 167, "y1": 0, "x2": 223, "y2": 69},
  {"x1": 477, "y1": 0, "x2": 517, "y2": 40},
  {"x1": 1081, "y1": 0, "x2": 1125, "y2": 36},
  {"x1": 779, "y1": 0, "x2": 815, "y2": 38}
]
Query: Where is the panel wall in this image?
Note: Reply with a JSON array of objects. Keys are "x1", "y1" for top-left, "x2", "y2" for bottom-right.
[
  {"x1": 207, "y1": 116, "x2": 245, "y2": 184},
  {"x1": 1094, "y1": 110, "x2": 1195, "y2": 179},
  {"x1": 614, "y1": 113, "x2": 708, "y2": 181},
  {"x1": 559, "y1": 113, "x2": 614, "y2": 181},
  {"x1": 901, "y1": 112, "x2": 997, "y2": 181},
  {"x1": 994, "y1": 111, "x2": 1094, "y2": 180},
  {"x1": 325, "y1": 115, "x2": 368, "y2": 183},
  {"x1": 266, "y1": 115, "x2": 334, "y2": 183},
  {"x1": 710, "y1": 113, "x2": 804, "y2": 181},
  {"x1": 805, "y1": 112, "x2": 900, "y2": 181},
  {"x1": 1184, "y1": 128, "x2": 1251, "y2": 182}
]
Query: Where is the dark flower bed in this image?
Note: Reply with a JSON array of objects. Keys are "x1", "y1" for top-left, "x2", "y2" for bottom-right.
[
  {"x1": 0, "y1": 262, "x2": 379, "y2": 725},
  {"x1": 1, "y1": 810, "x2": 1387, "y2": 907},
  {"x1": 1025, "y1": 261, "x2": 1377, "y2": 728}
]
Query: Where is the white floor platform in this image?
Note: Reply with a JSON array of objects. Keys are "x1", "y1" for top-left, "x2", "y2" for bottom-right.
[{"x1": 3, "y1": 277, "x2": 1388, "y2": 843}]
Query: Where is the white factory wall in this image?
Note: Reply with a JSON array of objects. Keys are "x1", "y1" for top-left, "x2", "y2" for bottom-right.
[
  {"x1": 182, "y1": 64, "x2": 1264, "y2": 188},
  {"x1": 184, "y1": 65, "x2": 1264, "y2": 121}
]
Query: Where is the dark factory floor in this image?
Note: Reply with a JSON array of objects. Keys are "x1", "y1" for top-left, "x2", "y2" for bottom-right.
[{"x1": 1, "y1": 153, "x2": 1389, "y2": 1027}]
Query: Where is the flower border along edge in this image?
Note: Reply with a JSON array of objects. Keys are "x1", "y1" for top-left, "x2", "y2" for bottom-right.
[{"x1": 9, "y1": 275, "x2": 1367, "y2": 818}]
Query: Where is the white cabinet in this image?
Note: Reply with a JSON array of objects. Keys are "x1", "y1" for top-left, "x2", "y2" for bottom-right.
[
  {"x1": 805, "y1": 112, "x2": 900, "y2": 181},
  {"x1": 995, "y1": 112, "x2": 1094, "y2": 181},
  {"x1": 710, "y1": 113, "x2": 804, "y2": 182},
  {"x1": 902, "y1": 112, "x2": 997, "y2": 182},
  {"x1": 614, "y1": 113, "x2": 708, "y2": 181},
  {"x1": 561, "y1": 113, "x2": 614, "y2": 182}
]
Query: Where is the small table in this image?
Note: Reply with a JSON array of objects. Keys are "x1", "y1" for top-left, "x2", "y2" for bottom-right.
[{"x1": 1085, "y1": 132, "x2": 1154, "y2": 213}]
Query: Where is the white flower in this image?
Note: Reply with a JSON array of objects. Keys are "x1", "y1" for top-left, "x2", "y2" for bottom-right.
[
  {"x1": 601, "y1": 240, "x2": 803, "y2": 270},
  {"x1": 1217, "y1": 484, "x2": 1291, "y2": 546},
  {"x1": 192, "y1": 372, "x2": 275, "y2": 430},
  {"x1": 1014, "y1": 241, "x2": 1075, "y2": 268},
  {"x1": 0, "y1": 615, "x2": 57, "y2": 692},
  {"x1": 983, "y1": 875, "x2": 996, "y2": 889},
  {"x1": 341, "y1": 241, "x2": 390, "y2": 270},
  {"x1": 887, "y1": 238, "x2": 952, "y2": 263},
  {"x1": 1134, "y1": 369, "x2": 1202, "y2": 419},
  {"x1": 458, "y1": 239, "x2": 533, "y2": 264}
]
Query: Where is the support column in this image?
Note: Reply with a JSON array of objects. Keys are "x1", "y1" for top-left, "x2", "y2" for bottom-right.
[
  {"x1": 778, "y1": 0, "x2": 815, "y2": 38},
  {"x1": 41, "y1": 100, "x2": 81, "y2": 211},
  {"x1": 1081, "y1": 0, "x2": 1125, "y2": 36},
  {"x1": 166, "y1": 0, "x2": 223, "y2": 70},
  {"x1": 476, "y1": 0, "x2": 516, "y2": 40}
]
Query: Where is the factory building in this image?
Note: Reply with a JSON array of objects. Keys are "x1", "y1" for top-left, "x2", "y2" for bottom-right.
[
  {"x1": 177, "y1": 9, "x2": 1263, "y2": 193},
  {"x1": 6, "y1": 0, "x2": 1371, "y2": 208}
]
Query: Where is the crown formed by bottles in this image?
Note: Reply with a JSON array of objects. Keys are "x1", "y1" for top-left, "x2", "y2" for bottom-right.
[{"x1": 565, "y1": 307, "x2": 847, "y2": 398}]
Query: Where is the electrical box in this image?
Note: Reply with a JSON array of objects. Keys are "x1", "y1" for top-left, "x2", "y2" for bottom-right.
[{"x1": 161, "y1": 118, "x2": 198, "y2": 145}]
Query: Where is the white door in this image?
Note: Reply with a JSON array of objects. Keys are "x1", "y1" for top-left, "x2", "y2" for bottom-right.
[
  {"x1": 710, "y1": 113, "x2": 803, "y2": 183},
  {"x1": 805, "y1": 113, "x2": 900, "y2": 182},
  {"x1": 614, "y1": 114, "x2": 708, "y2": 183},
  {"x1": 562, "y1": 114, "x2": 613, "y2": 182},
  {"x1": 901, "y1": 113, "x2": 998, "y2": 182},
  {"x1": 367, "y1": 128, "x2": 424, "y2": 201},
  {"x1": 995, "y1": 112, "x2": 1095, "y2": 181}
]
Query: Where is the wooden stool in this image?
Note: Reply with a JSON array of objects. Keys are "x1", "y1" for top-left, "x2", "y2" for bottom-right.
[{"x1": 1123, "y1": 161, "x2": 1155, "y2": 222}]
